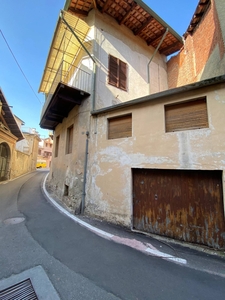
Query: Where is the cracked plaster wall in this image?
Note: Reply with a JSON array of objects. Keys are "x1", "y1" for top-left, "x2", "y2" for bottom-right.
[{"x1": 86, "y1": 83, "x2": 225, "y2": 227}]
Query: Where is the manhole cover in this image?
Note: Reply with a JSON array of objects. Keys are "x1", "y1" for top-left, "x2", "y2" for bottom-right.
[{"x1": 4, "y1": 217, "x2": 25, "y2": 225}]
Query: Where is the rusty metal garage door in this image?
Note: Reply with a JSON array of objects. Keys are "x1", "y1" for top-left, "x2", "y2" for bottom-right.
[{"x1": 132, "y1": 169, "x2": 225, "y2": 249}]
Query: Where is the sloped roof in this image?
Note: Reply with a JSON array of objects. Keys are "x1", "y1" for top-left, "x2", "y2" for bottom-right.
[
  {"x1": 184, "y1": 0, "x2": 211, "y2": 38},
  {"x1": 0, "y1": 89, "x2": 24, "y2": 141},
  {"x1": 64, "y1": 0, "x2": 183, "y2": 56}
]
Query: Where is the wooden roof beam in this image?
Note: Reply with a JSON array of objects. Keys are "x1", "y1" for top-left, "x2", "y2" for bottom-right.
[
  {"x1": 49, "y1": 109, "x2": 67, "y2": 117},
  {"x1": 147, "y1": 28, "x2": 167, "y2": 46},
  {"x1": 119, "y1": 2, "x2": 137, "y2": 25},
  {"x1": 68, "y1": 7, "x2": 89, "y2": 16},
  {"x1": 58, "y1": 94, "x2": 82, "y2": 104},
  {"x1": 45, "y1": 116, "x2": 64, "y2": 121},
  {"x1": 133, "y1": 16, "x2": 153, "y2": 36},
  {"x1": 159, "y1": 41, "x2": 181, "y2": 55},
  {"x1": 101, "y1": 0, "x2": 113, "y2": 13}
]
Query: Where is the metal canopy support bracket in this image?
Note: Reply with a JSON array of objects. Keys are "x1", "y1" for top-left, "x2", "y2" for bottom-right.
[
  {"x1": 147, "y1": 27, "x2": 169, "y2": 93},
  {"x1": 60, "y1": 11, "x2": 96, "y2": 64},
  {"x1": 60, "y1": 10, "x2": 97, "y2": 112},
  {"x1": 60, "y1": 11, "x2": 96, "y2": 216}
]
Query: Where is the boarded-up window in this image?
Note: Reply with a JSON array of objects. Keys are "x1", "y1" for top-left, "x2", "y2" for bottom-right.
[
  {"x1": 66, "y1": 125, "x2": 73, "y2": 154},
  {"x1": 165, "y1": 98, "x2": 208, "y2": 132},
  {"x1": 108, "y1": 55, "x2": 127, "y2": 90},
  {"x1": 108, "y1": 114, "x2": 132, "y2": 139},
  {"x1": 55, "y1": 135, "x2": 60, "y2": 157}
]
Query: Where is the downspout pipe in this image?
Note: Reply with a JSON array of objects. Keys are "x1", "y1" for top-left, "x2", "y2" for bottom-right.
[
  {"x1": 60, "y1": 11, "x2": 97, "y2": 214},
  {"x1": 81, "y1": 131, "x2": 89, "y2": 215},
  {"x1": 147, "y1": 28, "x2": 169, "y2": 93}
]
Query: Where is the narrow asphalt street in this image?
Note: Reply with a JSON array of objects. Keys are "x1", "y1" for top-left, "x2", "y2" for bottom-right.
[{"x1": 0, "y1": 170, "x2": 225, "y2": 300}]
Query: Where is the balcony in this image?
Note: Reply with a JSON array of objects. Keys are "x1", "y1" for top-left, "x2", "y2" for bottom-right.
[{"x1": 40, "y1": 60, "x2": 91, "y2": 130}]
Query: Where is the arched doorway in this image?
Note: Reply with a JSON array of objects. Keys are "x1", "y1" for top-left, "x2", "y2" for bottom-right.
[{"x1": 0, "y1": 143, "x2": 11, "y2": 181}]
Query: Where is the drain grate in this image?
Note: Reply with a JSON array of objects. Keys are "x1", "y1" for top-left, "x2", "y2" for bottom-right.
[{"x1": 0, "y1": 278, "x2": 38, "y2": 300}]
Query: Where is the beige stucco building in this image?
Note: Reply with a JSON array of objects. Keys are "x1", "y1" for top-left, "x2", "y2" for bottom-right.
[
  {"x1": 39, "y1": 0, "x2": 225, "y2": 249},
  {"x1": 37, "y1": 136, "x2": 53, "y2": 168},
  {"x1": 0, "y1": 89, "x2": 24, "y2": 181},
  {"x1": 0, "y1": 89, "x2": 40, "y2": 181},
  {"x1": 14, "y1": 128, "x2": 41, "y2": 178}
]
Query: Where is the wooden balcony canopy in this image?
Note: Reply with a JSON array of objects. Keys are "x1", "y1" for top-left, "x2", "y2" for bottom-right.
[
  {"x1": 64, "y1": 0, "x2": 183, "y2": 56},
  {"x1": 39, "y1": 11, "x2": 92, "y2": 94},
  {"x1": 0, "y1": 89, "x2": 24, "y2": 141},
  {"x1": 39, "y1": 83, "x2": 90, "y2": 130}
]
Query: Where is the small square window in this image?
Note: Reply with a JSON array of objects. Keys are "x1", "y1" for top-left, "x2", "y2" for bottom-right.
[
  {"x1": 64, "y1": 184, "x2": 69, "y2": 196},
  {"x1": 165, "y1": 97, "x2": 208, "y2": 132},
  {"x1": 108, "y1": 114, "x2": 132, "y2": 139}
]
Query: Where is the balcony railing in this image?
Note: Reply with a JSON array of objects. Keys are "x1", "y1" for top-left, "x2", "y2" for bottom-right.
[{"x1": 41, "y1": 60, "x2": 91, "y2": 119}]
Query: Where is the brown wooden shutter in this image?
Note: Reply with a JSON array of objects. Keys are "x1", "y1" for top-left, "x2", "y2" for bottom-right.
[
  {"x1": 108, "y1": 114, "x2": 132, "y2": 139},
  {"x1": 108, "y1": 55, "x2": 118, "y2": 87},
  {"x1": 119, "y1": 60, "x2": 127, "y2": 90},
  {"x1": 165, "y1": 98, "x2": 208, "y2": 132}
]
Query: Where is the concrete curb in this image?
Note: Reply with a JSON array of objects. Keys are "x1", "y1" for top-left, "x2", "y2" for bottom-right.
[{"x1": 42, "y1": 174, "x2": 187, "y2": 265}]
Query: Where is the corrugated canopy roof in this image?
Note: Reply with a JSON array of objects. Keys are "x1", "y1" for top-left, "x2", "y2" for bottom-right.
[
  {"x1": 39, "y1": 10, "x2": 91, "y2": 94},
  {"x1": 64, "y1": 0, "x2": 183, "y2": 56}
]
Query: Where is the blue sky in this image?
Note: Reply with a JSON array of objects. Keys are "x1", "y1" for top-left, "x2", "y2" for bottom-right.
[{"x1": 0, "y1": 0, "x2": 198, "y2": 138}]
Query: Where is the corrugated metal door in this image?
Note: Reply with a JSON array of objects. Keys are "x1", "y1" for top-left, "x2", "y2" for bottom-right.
[{"x1": 133, "y1": 169, "x2": 225, "y2": 249}]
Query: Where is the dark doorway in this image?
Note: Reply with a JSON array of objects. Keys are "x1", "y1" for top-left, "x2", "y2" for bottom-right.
[{"x1": 0, "y1": 143, "x2": 10, "y2": 181}]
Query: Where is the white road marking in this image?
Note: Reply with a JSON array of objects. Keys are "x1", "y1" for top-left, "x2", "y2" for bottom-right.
[{"x1": 43, "y1": 174, "x2": 187, "y2": 265}]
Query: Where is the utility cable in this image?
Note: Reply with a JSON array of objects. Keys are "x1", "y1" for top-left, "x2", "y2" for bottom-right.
[{"x1": 0, "y1": 29, "x2": 43, "y2": 105}]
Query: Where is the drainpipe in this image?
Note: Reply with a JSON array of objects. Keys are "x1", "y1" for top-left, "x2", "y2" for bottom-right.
[
  {"x1": 81, "y1": 131, "x2": 89, "y2": 215},
  {"x1": 60, "y1": 12, "x2": 98, "y2": 214},
  {"x1": 147, "y1": 28, "x2": 169, "y2": 94}
]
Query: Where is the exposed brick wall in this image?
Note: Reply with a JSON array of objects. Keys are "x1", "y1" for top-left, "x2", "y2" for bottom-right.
[{"x1": 167, "y1": 0, "x2": 225, "y2": 89}]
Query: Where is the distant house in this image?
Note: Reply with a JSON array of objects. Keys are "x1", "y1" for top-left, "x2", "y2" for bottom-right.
[
  {"x1": 37, "y1": 136, "x2": 53, "y2": 168},
  {"x1": 39, "y1": 0, "x2": 225, "y2": 249},
  {"x1": 14, "y1": 127, "x2": 41, "y2": 177}
]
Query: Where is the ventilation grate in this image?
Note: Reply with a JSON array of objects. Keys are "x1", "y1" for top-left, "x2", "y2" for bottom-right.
[{"x1": 0, "y1": 278, "x2": 38, "y2": 300}]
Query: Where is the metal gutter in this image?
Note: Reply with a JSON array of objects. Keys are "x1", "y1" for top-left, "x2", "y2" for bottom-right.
[
  {"x1": 64, "y1": 0, "x2": 71, "y2": 11},
  {"x1": 91, "y1": 75, "x2": 225, "y2": 115}
]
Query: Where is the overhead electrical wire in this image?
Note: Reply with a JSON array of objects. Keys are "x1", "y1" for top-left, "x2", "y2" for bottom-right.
[{"x1": 0, "y1": 29, "x2": 43, "y2": 105}]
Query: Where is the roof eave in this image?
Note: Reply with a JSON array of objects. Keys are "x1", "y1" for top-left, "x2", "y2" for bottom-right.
[
  {"x1": 91, "y1": 75, "x2": 225, "y2": 115},
  {"x1": 134, "y1": 0, "x2": 183, "y2": 44}
]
